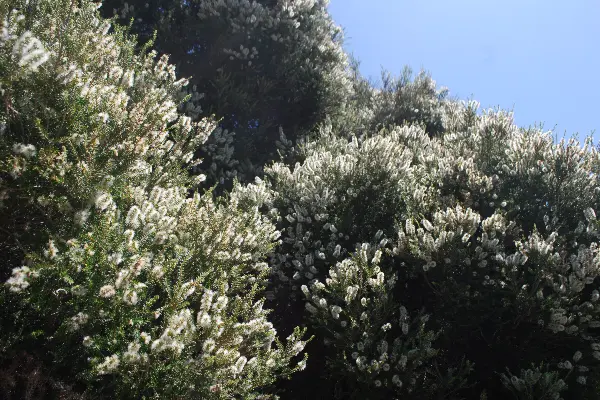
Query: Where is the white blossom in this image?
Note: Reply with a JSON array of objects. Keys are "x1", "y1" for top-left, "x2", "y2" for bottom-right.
[{"x1": 99, "y1": 285, "x2": 116, "y2": 298}]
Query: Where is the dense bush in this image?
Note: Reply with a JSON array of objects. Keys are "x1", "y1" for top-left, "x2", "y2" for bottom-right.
[
  {"x1": 99, "y1": 0, "x2": 353, "y2": 185},
  {"x1": 2, "y1": 0, "x2": 600, "y2": 399},
  {"x1": 266, "y1": 104, "x2": 600, "y2": 398},
  {"x1": 0, "y1": 0, "x2": 305, "y2": 398}
]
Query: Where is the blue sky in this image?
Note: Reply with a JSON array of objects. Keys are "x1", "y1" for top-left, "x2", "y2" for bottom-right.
[{"x1": 329, "y1": 0, "x2": 600, "y2": 141}]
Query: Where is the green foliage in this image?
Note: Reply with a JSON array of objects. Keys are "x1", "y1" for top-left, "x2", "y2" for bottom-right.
[
  {"x1": 0, "y1": 0, "x2": 305, "y2": 398},
  {"x1": 2, "y1": 0, "x2": 600, "y2": 399},
  {"x1": 266, "y1": 105, "x2": 600, "y2": 398},
  {"x1": 99, "y1": 0, "x2": 353, "y2": 184}
]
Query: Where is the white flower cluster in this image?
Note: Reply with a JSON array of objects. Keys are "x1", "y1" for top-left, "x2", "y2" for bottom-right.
[
  {"x1": 0, "y1": 10, "x2": 51, "y2": 73},
  {"x1": 300, "y1": 245, "x2": 439, "y2": 394},
  {"x1": 200, "y1": 127, "x2": 239, "y2": 184},
  {"x1": 196, "y1": 0, "x2": 351, "y2": 85},
  {"x1": 500, "y1": 364, "x2": 568, "y2": 400},
  {"x1": 267, "y1": 125, "x2": 435, "y2": 300},
  {"x1": 51, "y1": 178, "x2": 295, "y2": 392},
  {"x1": 11, "y1": 143, "x2": 36, "y2": 158},
  {"x1": 5, "y1": 266, "x2": 38, "y2": 292},
  {"x1": 370, "y1": 67, "x2": 449, "y2": 136}
]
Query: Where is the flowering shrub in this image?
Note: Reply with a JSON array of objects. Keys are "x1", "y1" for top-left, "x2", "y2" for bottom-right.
[
  {"x1": 369, "y1": 67, "x2": 449, "y2": 137},
  {"x1": 0, "y1": 0, "x2": 305, "y2": 398},
  {"x1": 266, "y1": 101, "x2": 600, "y2": 398},
  {"x1": 2, "y1": 0, "x2": 600, "y2": 399},
  {"x1": 326, "y1": 64, "x2": 451, "y2": 145},
  {"x1": 300, "y1": 244, "x2": 461, "y2": 398},
  {"x1": 100, "y1": 0, "x2": 353, "y2": 186}
]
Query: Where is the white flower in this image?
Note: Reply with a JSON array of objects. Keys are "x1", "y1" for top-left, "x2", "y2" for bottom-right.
[
  {"x1": 151, "y1": 265, "x2": 164, "y2": 279},
  {"x1": 94, "y1": 191, "x2": 113, "y2": 211},
  {"x1": 69, "y1": 312, "x2": 88, "y2": 331},
  {"x1": 140, "y1": 332, "x2": 151, "y2": 345},
  {"x1": 12, "y1": 143, "x2": 37, "y2": 158},
  {"x1": 318, "y1": 298, "x2": 327, "y2": 308},
  {"x1": 99, "y1": 284, "x2": 116, "y2": 298},
  {"x1": 405, "y1": 220, "x2": 416, "y2": 235},
  {"x1": 333, "y1": 244, "x2": 341, "y2": 257},
  {"x1": 422, "y1": 219, "x2": 434, "y2": 231},
  {"x1": 301, "y1": 285, "x2": 310, "y2": 297},
  {"x1": 292, "y1": 341, "x2": 305, "y2": 355},
  {"x1": 12, "y1": 31, "x2": 49, "y2": 72},
  {"x1": 305, "y1": 302, "x2": 318, "y2": 314},
  {"x1": 123, "y1": 342, "x2": 142, "y2": 364},
  {"x1": 202, "y1": 338, "x2": 216, "y2": 353},
  {"x1": 181, "y1": 281, "x2": 196, "y2": 299},
  {"x1": 108, "y1": 252, "x2": 123, "y2": 265},
  {"x1": 213, "y1": 296, "x2": 228, "y2": 312},
  {"x1": 43, "y1": 240, "x2": 59, "y2": 259},
  {"x1": 126, "y1": 205, "x2": 142, "y2": 228},
  {"x1": 5, "y1": 266, "x2": 38, "y2": 292},
  {"x1": 584, "y1": 207, "x2": 596, "y2": 221},
  {"x1": 345, "y1": 285, "x2": 359, "y2": 301},
  {"x1": 96, "y1": 354, "x2": 120, "y2": 375},
  {"x1": 197, "y1": 312, "x2": 211, "y2": 328},
  {"x1": 297, "y1": 359, "x2": 307, "y2": 370},
  {"x1": 201, "y1": 289, "x2": 215, "y2": 310},
  {"x1": 371, "y1": 249, "x2": 382, "y2": 264},
  {"x1": 123, "y1": 289, "x2": 138, "y2": 305},
  {"x1": 73, "y1": 210, "x2": 90, "y2": 226},
  {"x1": 356, "y1": 356, "x2": 367, "y2": 370},
  {"x1": 234, "y1": 356, "x2": 248, "y2": 373},
  {"x1": 330, "y1": 305, "x2": 342, "y2": 319}
]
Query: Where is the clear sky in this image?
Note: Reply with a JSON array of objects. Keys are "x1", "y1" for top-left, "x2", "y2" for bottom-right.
[{"x1": 329, "y1": 0, "x2": 600, "y2": 141}]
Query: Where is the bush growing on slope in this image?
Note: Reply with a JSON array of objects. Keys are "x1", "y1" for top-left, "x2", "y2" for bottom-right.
[
  {"x1": 2, "y1": 0, "x2": 599, "y2": 399},
  {"x1": 266, "y1": 100, "x2": 600, "y2": 399},
  {"x1": 0, "y1": 0, "x2": 305, "y2": 398}
]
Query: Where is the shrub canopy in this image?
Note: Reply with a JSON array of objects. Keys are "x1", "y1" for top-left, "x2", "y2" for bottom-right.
[
  {"x1": 2, "y1": 1, "x2": 600, "y2": 399},
  {"x1": 0, "y1": 1, "x2": 305, "y2": 398}
]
